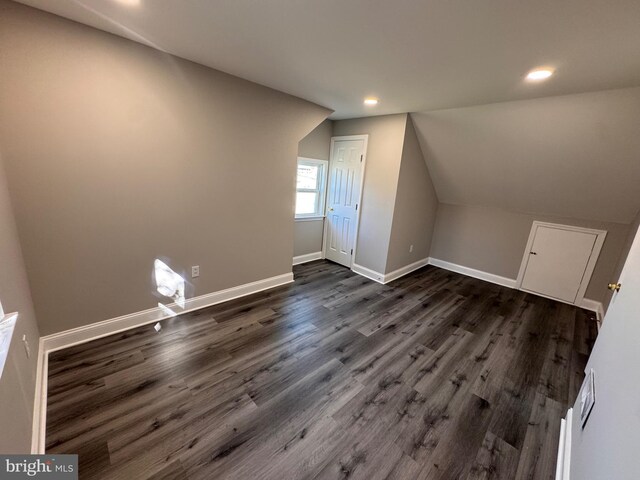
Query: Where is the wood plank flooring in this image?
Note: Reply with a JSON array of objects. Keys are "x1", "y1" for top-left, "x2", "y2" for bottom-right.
[{"x1": 46, "y1": 261, "x2": 598, "y2": 480}]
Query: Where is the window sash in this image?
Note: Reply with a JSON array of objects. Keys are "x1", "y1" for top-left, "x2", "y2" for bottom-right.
[{"x1": 295, "y1": 158, "x2": 328, "y2": 218}]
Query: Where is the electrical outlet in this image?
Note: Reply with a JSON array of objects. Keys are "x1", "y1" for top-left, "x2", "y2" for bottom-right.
[
  {"x1": 22, "y1": 335, "x2": 30, "y2": 359},
  {"x1": 409, "y1": 244, "x2": 414, "y2": 253},
  {"x1": 191, "y1": 265, "x2": 200, "y2": 278}
]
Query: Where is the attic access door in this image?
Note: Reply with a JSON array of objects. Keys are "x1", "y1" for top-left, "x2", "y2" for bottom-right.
[{"x1": 516, "y1": 222, "x2": 606, "y2": 305}]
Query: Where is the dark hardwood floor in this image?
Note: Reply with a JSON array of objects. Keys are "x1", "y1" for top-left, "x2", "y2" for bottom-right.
[{"x1": 46, "y1": 261, "x2": 597, "y2": 480}]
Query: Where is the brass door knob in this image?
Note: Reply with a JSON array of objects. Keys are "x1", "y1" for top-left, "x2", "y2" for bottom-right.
[
  {"x1": 608, "y1": 282, "x2": 622, "y2": 292},
  {"x1": 328, "y1": 208, "x2": 334, "y2": 212}
]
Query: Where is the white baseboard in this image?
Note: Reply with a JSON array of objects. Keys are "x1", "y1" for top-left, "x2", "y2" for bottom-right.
[
  {"x1": 428, "y1": 258, "x2": 518, "y2": 289},
  {"x1": 429, "y1": 258, "x2": 603, "y2": 319},
  {"x1": 555, "y1": 408, "x2": 573, "y2": 480},
  {"x1": 30, "y1": 271, "x2": 294, "y2": 454},
  {"x1": 383, "y1": 257, "x2": 431, "y2": 284},
  {"x1": 352, "y1": 257, "x2": 430, "y2": 285},
  {"x1": 351, "y1": 263, "x2": 385, "y2": 284},
  {"x1": 292, "y1": 251, "x2": 323, "y2": 266}
]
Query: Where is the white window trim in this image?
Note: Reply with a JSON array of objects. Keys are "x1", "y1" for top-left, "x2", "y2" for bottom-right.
[
  {"x1": 0, "y1": 296, "x2": 18, "y2": 381},
  {"x1": 295, "y1": 157, "x2": 328, "y2": 219}
]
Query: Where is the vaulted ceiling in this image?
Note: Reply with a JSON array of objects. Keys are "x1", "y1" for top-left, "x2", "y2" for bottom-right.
[
  {"x1": 410, "y1": 87, "x2": 640, "y2": 224},
  {"x1": 11, "y1": 0, "x2": 640, "y2": 224},
  {"x1": 13, "y1": 0, "x2": 640, "y2": 119}
]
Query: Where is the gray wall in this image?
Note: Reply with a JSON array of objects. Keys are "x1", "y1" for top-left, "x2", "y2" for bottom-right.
[
  {"x1": 293, "y1": 221, "x2": 325, "y2": 257},
  {"x1": 0, "y1": 154, "x2": 40, "y2": 453},
  {"x1": 430, "y1": 203, "x2": 630, "y2": 304},
  {"x1": 0, "y1": 2, "x2": 329, "y2": 335},
  {"x1": 294, "y1": 120, "x2": 332, "y2": 258},
  {"x1": 298, "y1": 120, "x2": 333, "y2": 161},
  {"x1": 333, "y1": 114, "x2": 407, "y2": 273},
  {"x1": 385, "y1": 116, "x2": 438, "y2": 273},
  {"x1": 411, "y1": 87, "x2": 640, "y2": 225}
]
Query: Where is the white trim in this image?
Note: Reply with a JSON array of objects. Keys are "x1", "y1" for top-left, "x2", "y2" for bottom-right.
[
  {"x1": 428, "y1": 258, "x2": 603, "y2": 317},
  {"x1": 31, "y1": 337, "x2": 48, "y2": 454},
  {"x1": 295, "y1": 157, "x2": 328, "y2": 219},
  {"x1": 428, "y1": 258, "x2": 518, "y2": 289},
  {"x1": 322, "y1": 135, "x2": 369, "y2": 269},
  {"x1": 351, "y1": 257, "x2": 430, "y2": 285},
  {"x1": 382, "y1": 257, "x2": 431, "y2": 284},
  {"x1": 563, "y1": 408, "x2": 573, "y2": 480},
  {"x1": 293, "y1": 252, "x2": 323, "y2": 265},
  {"x1": 579, "y1": 298, "x2": 604, "y2": 322},
  {"x1": 294, "y1": 216, "x2": 324, "y2": 222},
  {"x1": 30, "y1": 272, "x2": 294, "y2": 454},
  {"x1": 555, "y1": 418, "x2": 567, "y2": 480},
  {"x1": 353, "y1": 254, "x2": 602, "y2": 320},
  {"x1": 516, "y1": 221, "x2": 607, "y2": 306},
  {"x1": 330, "y1": 135, "x2": 370, "y2": 142},
  {"x1": 351, "y1": 263, "x2": 385, "y2": 284},
  {"x1": 555, "y1": 408, "x2": 573, "y2": 480}
]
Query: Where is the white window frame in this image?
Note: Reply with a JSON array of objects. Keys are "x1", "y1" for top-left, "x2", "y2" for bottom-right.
[
  {"x1": 0, "y1": 297, "x2": 18, "y2": 381},
  {"x1": 295, "y1": 157, "x2": 328, "y2": 220}
]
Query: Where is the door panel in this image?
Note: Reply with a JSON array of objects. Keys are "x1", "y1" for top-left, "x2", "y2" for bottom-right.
[
  {"x1": 324, "y1": 138, "x2": 365, "y2": 267},
  {"x1": 567, "y1": 223, "x2": 640, "y2": 480},
  {"x1": 521, "y1": 226, "x2": 596, "y2": 303}
]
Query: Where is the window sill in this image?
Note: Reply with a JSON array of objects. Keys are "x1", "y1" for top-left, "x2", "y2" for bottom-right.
[{"x1": 295, "y1": 216, "x2": 325, "y2": 222}]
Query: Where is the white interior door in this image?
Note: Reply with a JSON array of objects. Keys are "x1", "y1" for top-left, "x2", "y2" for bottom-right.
[
  {"x1": 324, "y1": 137, "x2": 366, "y2": 267},
  {"x1": 520, "y1": 224, "x2": 599, "y2": 303},
  {"x1": 567, "y1": 226, "x2": 640, "y2": 480}
]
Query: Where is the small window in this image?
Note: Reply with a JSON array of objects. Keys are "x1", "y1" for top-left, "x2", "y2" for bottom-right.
[
  {"x1": 295, "y1": 157, "x2": 328, "y2": 218},
  {"x1": 0, "y1": 298, "x2": 18, "y2": 381}
]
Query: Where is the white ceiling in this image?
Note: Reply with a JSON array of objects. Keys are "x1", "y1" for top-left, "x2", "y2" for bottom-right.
[{"x1": 13, "y1": 0, "x2": 640, "y2": 119}]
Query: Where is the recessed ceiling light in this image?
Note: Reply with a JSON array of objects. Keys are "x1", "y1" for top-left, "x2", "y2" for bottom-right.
[
  {"x1": 364, "y1": 98, "x2": 379, "y2": 105},
  {"x1": 115, "y1": 0, "x2": 141, "y2": 6},
  {"x1": 526, "y1": 68, "x2": 554, "y2": 81}
]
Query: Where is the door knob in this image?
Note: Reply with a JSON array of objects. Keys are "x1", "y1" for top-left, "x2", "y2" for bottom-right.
[
  {"x1": 328, "y1": 208, "x2": 334, "y2": 212},
  {"x1": 529, "y1": 251, "x2": 537, "y2": 255},
  {"x1": 607, "y1": 282, "x2": 622, "y2": 292}
]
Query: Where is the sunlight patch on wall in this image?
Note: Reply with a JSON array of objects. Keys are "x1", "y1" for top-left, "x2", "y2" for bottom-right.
[{"x1": 154, "y1": 259, "x2": 186, "y2": 308}]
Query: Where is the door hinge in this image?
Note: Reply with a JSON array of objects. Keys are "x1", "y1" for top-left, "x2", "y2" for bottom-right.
[
  {"x1": 360, "y1": 155, "x2": 363, "y2": 162},
  {"x1": 351, "y1": 249, "x2": 353, "y2": 255},
  {"x1": 355, "y1": 204, "x2": 358, "y2": 211}
]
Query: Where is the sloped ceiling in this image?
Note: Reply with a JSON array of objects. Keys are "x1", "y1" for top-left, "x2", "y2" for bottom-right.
[
  {"x1": 10, "y1": 0, "x2": 640, "y2": 119},
  {"x1": 411, "y1": 87, "x2": 640, "y2": 224}
]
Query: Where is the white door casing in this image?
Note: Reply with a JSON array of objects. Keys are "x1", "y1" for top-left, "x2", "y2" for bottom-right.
[
  {"x1": 516, "y1": 222, "x2": 606, "y2": 305},
  {"x1": 323, "y1": 135, "x2": 367, "y2": 267}
]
